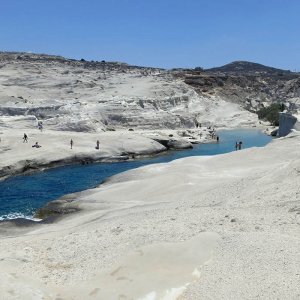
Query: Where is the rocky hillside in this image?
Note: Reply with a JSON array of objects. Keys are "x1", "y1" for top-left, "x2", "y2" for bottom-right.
[
  {"x1": 0, "y1": 52, "x2": 257, "y2": 132},
  {"x1": 182, "y1": 61, "x2": 300, "y2": 114},
  {"x1": 1, "y1": 53, "x2": 298, "y2": 133}
]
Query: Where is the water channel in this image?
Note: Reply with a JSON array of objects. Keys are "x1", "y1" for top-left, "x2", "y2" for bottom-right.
[{"x1": 0, "y1": 129, "x2": 272, "y2": 220}]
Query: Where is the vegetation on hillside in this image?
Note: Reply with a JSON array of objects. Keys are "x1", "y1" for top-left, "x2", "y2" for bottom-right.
[{"x1": 257, "y1": 103, "x2": 285, "y2": 126}]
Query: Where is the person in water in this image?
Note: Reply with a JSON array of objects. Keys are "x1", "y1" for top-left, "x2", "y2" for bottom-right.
[
  {"x1": 238, "y1": 141, "x2": 243, "y2": 150},
  {"x1": 70, "y1": 139, "x2": 73, "y2": 149},
  {"x1": 23, "y1": 133, "x2": 28, "y2": 143}
]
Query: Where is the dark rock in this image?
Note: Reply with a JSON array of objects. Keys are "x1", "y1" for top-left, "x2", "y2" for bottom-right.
[
  {"x1": 270, "y1": 128, "x2": 278, "y2": 136},
  {"x1": 278, "y1": 113, "x2": 299, "y2": 137},
  {"x1": 35, "y1": 196, "x2": 80, "y2": 219}
]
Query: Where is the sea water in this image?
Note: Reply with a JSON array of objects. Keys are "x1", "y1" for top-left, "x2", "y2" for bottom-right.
[{"x1": 0, "y1": 129, "x2": 272, "y2": 220}]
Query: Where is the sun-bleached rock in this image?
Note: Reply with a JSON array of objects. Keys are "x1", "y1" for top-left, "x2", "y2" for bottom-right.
[
  {"x1": 0, "y1": 52, "x2": 260, "y2": 133},
  {"x1": 1, "y1": 132, "x2": 300, "y2": 299},
  {"x1": 0, "y1": 130, "x2": 167, "y2": 179}
]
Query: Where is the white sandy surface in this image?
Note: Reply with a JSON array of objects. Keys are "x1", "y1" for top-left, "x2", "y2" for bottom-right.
[
  {"x1": 0, "y1": 128, "x2": 165, "y2": 176},
  {"x1": 0, "y1": 124, "x2": 218, "y2": 179},
  {"x1": 0, "y1": 131, "x2": 299, "y2": 299}
]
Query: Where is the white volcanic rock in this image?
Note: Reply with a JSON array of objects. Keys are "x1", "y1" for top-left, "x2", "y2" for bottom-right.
[
  {"x1": 0, "y1": 53, "x2": 299, "y2": 299},
  {"x1": 0, "y1": 129, "x2": 167, "y2": 178},
  {"x1": 0, "y1": 53, "x2": 260, "y2": 133},
  {"x1": 0, "y1": 53, "x2": 262, "y2": 178},
  {"x1": 0, "y1": 132, "x2": 300, "y2": 299}
]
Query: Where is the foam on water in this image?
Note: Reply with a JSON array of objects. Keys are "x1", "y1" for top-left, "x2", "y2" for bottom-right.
[{"x1": 0, "y1": 212, "x2": 34, "y2": 221}]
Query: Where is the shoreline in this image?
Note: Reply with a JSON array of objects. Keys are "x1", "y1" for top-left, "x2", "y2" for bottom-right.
[
  {"x1": 0, "y1": 148, "x2": 167, "y2": 182},
  {"x1": 0, "y1": 126, "x2": 270, "y2": 181},
  {"x1": 0, "y1": 131, "x2": 299, "y2": 299},
  {"x1": 0, "y1": 126, "x2": 272, "y2": 225},
  {"x1": 0, "y1": 125, "x2": 230, "y2": 181},
  {"x1": 0, "y1": 129, "x2": 192, "y2": 181}
]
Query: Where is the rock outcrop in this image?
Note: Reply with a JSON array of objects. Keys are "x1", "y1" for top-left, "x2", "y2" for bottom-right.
[
  {"x1": 278, "y1": 112, "x2": 300, "y2": 137},
  {"x1": 0, "y1": 53, "x2": 260, "y2": 133},
  {"x1": 182, "y1": 61, "x2": 300, "y2": 115}
]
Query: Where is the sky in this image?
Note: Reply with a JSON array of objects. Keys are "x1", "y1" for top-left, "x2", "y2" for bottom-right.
[{"x1": 0, "y1": 0, "x2": 299, "y2": 70}]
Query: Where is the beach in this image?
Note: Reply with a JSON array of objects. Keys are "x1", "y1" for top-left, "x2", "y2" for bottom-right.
[
  {"x1": 0, "y1": 126, "x2": 222, "y2": 180},
  {"x1": 1, "y1": 131, "x2": 299, "y2": 299},
  {"x1": 0, "y1": 51, "x2": 299, "y2": 299}
]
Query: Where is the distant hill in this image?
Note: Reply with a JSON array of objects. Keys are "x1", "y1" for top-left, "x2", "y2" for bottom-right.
[{"x1": 206, "y1": 61, "x2": 292, "y2": 75}]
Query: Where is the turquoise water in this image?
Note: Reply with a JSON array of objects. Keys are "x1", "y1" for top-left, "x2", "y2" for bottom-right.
[{"x1": 0, "y1": 129, "x2": 272, "y2": 220}]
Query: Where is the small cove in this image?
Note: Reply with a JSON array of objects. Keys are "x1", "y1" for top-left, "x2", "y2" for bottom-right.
[{"x1": 0, "y1": 129, "x2": 272, "y2": 220}]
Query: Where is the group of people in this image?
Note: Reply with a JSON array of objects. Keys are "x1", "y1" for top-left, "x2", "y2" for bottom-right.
[
  {"x1": 23, "y1": 134, "x2": 100, "y2": 150},
  {"x1": 70, "y1": 139, "x2": 100, "y2": 150},
  {"x1": 235, "y1": 141, "x2": 243, "y2": 150},
  {"x1": 23, "y1": 133, "x2": 42, "y2": 148},
  {"x1": 208, "y1": 127, "x2": 219, "y2": 142},
  {"x1": 21, "y1": 122, "x2": 43, "y2": 147},
  {"x1": 195, "y1": 122, "x2": 202, "y2": 128},
  {"x1": 23, "y1": 129, "x2": 242, "y2": 152},
  {"x1": 211, "y1": 133, "x2": 219, "y2": 142}
]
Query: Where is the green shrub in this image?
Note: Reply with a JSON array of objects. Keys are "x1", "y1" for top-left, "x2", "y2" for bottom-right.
[{"x1": 257, "y1": 103, "x2": 285, "y2": 126}]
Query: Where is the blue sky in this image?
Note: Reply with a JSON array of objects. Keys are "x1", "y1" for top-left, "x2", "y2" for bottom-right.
[{"x1": 1, "y1": 0, "x2": 299, "y2": 70}]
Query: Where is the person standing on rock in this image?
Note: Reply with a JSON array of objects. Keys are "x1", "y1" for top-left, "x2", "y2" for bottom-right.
[
  {"x1": 38, "y1": 121, "x2": 43, "y2": 132},
  {"x1": 23, "y1": 133, "x2": 28, "y2": 143},
  {"x1": 70, "y1": 139, "x2": 73, "y2": 149},
  {"x1": 96, "y1": 140, "x2": 100, "y2": 150}
]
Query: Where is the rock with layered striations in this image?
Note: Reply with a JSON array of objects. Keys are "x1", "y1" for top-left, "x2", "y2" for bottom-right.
[
  {"x1": 0, "y1": 52, "x2": 261, "y2": 133},
  {"x1": 183, "y1": 61, "x2": 300, "y2": 115}
]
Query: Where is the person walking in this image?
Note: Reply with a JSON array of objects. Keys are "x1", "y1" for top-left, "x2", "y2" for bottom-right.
[
  {"x1": 70, "y1": 139, "x2": 73, "y2": 149},
  {"x1": 235, "y1": 141, "x2": 238, "y2": 151},
  {"x1": 23, "y1": 133, "x2": 28, "y2": 143}
]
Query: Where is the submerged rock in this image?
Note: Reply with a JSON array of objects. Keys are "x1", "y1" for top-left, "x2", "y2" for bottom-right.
[{"x1": 35, "y1": 196, "x2": 80, "y2": 219}]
